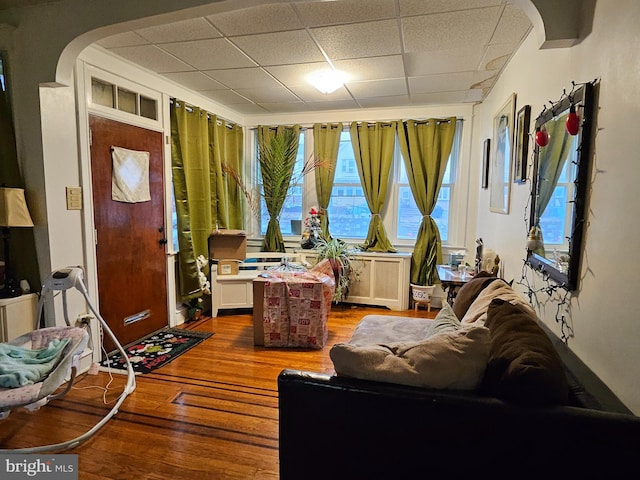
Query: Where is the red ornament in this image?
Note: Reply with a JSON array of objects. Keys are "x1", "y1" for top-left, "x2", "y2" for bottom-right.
[
  {"x1": 535, "y1": 127, "x2": 549, "y2": 147},
  {"x1": 566, "y1": 104, "x2": 580, "y2": 135}
]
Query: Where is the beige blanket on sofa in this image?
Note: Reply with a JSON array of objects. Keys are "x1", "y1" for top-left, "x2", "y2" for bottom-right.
[{"x1": 461, "y1": 280, "x2": 534, "y2": 325}]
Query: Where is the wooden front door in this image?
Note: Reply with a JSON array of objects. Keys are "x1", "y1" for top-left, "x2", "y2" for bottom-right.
[{"x1": 89, "y1": 115, "x2": 168, "y2": 352}]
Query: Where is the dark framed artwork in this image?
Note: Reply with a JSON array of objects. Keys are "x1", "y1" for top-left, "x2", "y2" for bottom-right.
[
  {"x1": 513, "y1": 104, "x2": 531, "y2": 184},
  {"x1": 481, "y1": 138, "x2": 490, "y2": 189},
  {"x1": 490, "y1": 93, "x2": 516, "y2": 214}
]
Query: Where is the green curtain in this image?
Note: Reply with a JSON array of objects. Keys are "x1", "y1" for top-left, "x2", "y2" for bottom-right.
[
  {"x1": 171, "y1": 102, "x2": 208, "y2": 299},
  {"x1": 211, "y1": 116, "x2": 244, "y2": 230},
  {"x1": 313, "y1": 123, "x2": 342, "y2": 238},
  {"x1": 535, "y1": 113, "x2": 573, "y2": 251},
  {"x1": 349, "y1": 121, "x2": 397, "y2": 252},
  {"x1": 257, "y1": 125, "x2": 301, "y2": 252},
  {"x1": 397, "y1": 117, "x2": 457, "y2": 285}
]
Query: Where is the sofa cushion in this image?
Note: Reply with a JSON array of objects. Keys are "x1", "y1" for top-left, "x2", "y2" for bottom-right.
[
  {"x1": 461, "y1": 279, "x2": 530, "y2": 325},
  {"x1": 452, "y1": 272, "x2": 500, "y2": 320},
  {"x1": 481, "y1": 298, "x2": 569, "y2": 406},
  {"x1": 330, "y1": 322, "x2": 490, "y2": 390}
]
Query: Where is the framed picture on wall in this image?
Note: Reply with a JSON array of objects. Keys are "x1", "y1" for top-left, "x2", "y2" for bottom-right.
[
  {"x1": 513, "y1": 104, "x2": 531, "y2": 184},
  {"x1": 490, "y1": 93, "x2": 516, "y2": 214},
  {"x1": 482, "y1": 138, "x2": 490, "y2": 189}
]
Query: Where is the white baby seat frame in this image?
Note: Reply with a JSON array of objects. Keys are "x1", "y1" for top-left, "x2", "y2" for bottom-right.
[{"x1": 0, "y1": 267, "x2": 136, "y2": 453}]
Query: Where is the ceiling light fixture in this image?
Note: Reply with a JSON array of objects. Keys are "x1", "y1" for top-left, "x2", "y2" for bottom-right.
[{"x1": 307, "y1": 69, "x2": 347, "y2": 94}]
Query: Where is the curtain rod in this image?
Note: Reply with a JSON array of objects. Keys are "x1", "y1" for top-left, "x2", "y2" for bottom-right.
[{"x1": 170, "y1": 98, "x2": 238, "y2": 129}]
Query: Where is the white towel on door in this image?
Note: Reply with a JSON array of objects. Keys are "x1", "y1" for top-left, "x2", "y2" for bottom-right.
[{"x1": 111, "y1": 146, "x2": 151, "y2": 203}]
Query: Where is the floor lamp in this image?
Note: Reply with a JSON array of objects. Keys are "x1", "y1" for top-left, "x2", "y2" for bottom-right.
[{"x1": 0, "y1": 187, "x2": 34, "y2": 298}]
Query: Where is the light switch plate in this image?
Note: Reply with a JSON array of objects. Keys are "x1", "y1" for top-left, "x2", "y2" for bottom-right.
[{"x1": 66, "y1": 186, "x2": 82, "y2": 210}]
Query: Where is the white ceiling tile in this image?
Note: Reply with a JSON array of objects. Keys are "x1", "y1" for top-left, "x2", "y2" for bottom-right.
[
  {"x1": 402, "y1": 8, "x2": 501, "y2": 52},
  {"x1": 465, "y1": 89, "x2": 485, "y2": 103},
  {"x1": 258, "y1": 102, "x2": 314, "y2": 114},
  {"x1": 312, "y1": 20, "x2": 402, "y2": 60},
  {"x1": 136, "y1": 18, "x2": 221, "y2": 44},
  {"x1": 97, "y1": 32, "x2": 149, "y2": 49},
  {"x1": 162, "y1": 71, "x2": 226, "y2": 91},
  {"x1": 357, "y1": 95, "x2": 412, "y2": 108},
  {"x1": 287, "y1": 84, "x2": 352, "y2": 102},
  {"x1": 404, "y1": 47, "x2": 485, "y2": 76},
  {"x1": 409, "y1": 91, "x2": 471, "y2": 105},
  {"x1": 234, "y1": 86, "x2": 300, "y2": 104},
  {"x1": 480, "y1": 44, "x2": 516, "y2": 71},
  {"x1": 229, "y1": 103, "x2": 270, "y2": 115},
  {"x1": 160, "y1": 38, "x2": 255, "y2": 70},
  {"x1": 206, "y1": 4, "x2": 303, "y2": 36},
  {"x1": 203, "y1": 68, "x2": 283, "y2": 90},
  {"x1": 306, "y1": 99, "x2": 360, "y2": 111},
  {"x1": 490, "y1": 4, "x2": 532, "y2": 44},
  {"x1": 200, "y1": 89, "x2": 254, "y2": 104},
  {"x1": 109, "y1": 45, "x2": 195, "y2": 73},
  {"x1": 265, "y1": 62, "x2": 333, "y2": 87},
  {"x1": 347, "y1": 78, "x2": 408, "y2": 98},
  {"x1": 231, "y1": 30, "x2": 325, "y2": 65},
  {"x1": 295, "y1": 0, "x2": 396, "y2": 27},
  {"x1": 409, "y1": 72, "x2": 482, "y2": 94},
  {"x1": 333, "y1": 55, "x2": 405, "y2": 82},
  {"x1": 399, "y1": 0, "x2": 503, "y2": 16}
]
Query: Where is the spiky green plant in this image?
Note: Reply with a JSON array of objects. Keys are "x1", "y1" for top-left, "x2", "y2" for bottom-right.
[{"x1": 314, "y1": 236, "x2": 360, "y2": 302}]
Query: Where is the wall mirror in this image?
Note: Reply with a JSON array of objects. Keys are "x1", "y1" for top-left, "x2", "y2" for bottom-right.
[{"x1": 526, "y1": 82, "x2": 595, "y2": 290}]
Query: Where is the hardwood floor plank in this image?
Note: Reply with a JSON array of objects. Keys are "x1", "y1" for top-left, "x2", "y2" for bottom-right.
[{"x1": 0, "y1": 304, "x2": 437, "y2": 478}]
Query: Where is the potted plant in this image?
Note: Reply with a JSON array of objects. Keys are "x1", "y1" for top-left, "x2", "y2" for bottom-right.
[
  {"x1": 411, "y1": 239, "x2": 438, "y2": 307},
  {"x1": 314, "y1": 236, "x2": 360, "y2": 303}
]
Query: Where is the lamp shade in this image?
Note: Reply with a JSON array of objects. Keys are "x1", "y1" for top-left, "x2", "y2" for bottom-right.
[{"x1": 0, "y1": 187, "x2": 34, "y2": 227}]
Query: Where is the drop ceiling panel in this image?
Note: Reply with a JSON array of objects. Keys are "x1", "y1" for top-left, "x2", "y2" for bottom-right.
[
  {"x1": 399, "y1": 0, "x2": 503, "y2": 16},
  {"x1": 333, "y1": 55, "x2": 405, "y2": 83},
  {"x1": 206, "y1": 4, "x2": 303, "y2": 36},
  {"x1": 258, "y1": 102, "x2": 313, "y2": 113},
  {"x1": 403, "y1": 47, "x2": 485, "y2": 76},
  {"x1": 357, "y1": 95, "x2": 411, "y2": 108},
  {"x1": 287, "y1": 84, "x2": 352, "y2": 102},
  {"x1": 409, "y1": 71, "x2": 493, "y2": 95},
  {"x1": 204, "y1": 67, "x2": 283, "y2": 90},
  {"x1": 490, "y1": 4, "x2": 532, "y2": 44},
  {"x1": 135, "y1": 18, "x2": 221, "y2": 43},
  {"x1": 109, "y1": 45, "x2": 195, "y2": 73},
  {"x1": 295, "y1": 0, "x2": 396, "y2": 27},
  {"x1": 96, "y1": 32, "x2": 149, "y2": 49},
  {"x1": 234, "y1": 86, "x2": 300, "y2": 104},
  {"x1": 265, "y1": 62, "x2": 333, "y2": 87},
  {"x1": 401, "y1": 8, "x2": 501, "y2": 52},
  {"x1": 306, "y1": 99, "x2": 360, "y2": 111},
  {"x1": 409, "y1": 90, "x2": 470, "y2": 105},
  {"x1": 231, "y1": 30, "x2": 325, "y2": 65},
  {"x1": 201, "y1": 89, "x2": 254, "y2": 104},
  {"x1": 162, "y1": 71, "x2": 226, "y2": 91},
  {"x1": 347, "y1": 78, "x2": 408, "y2": 99},
  {"x1": 160, "y1": 38, "x2": 255, "y2": 70},
  {"x1": 311, "y1": 20, "x2": 402, "y2": 60}
]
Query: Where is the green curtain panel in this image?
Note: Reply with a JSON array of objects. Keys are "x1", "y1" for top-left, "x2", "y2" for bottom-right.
[
  {"x1": 313, "y1": 123, "x2": 342, "y2": 238},
  {"x1": 397, "y1": 117, "x2": 457, "y2": 285},
  {"x1": 257, "y1": 125, "x2": 301, "y2": 252},
  {"x1": 170, "y1": 101, "x2": 211, "y2": 300},
  {"x1": 350, "y1": 121, "x2": 397, "y2": 252},
  {"x1": 535, "y1": 113, "x2": 573, "y2": 251},
  {"x1": 211, "y1": 116, "x2": 244, "y2": 230}
]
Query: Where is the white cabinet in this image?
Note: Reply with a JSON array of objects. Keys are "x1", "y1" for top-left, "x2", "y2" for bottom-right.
[
  {"x1": 346, "y1": 252, "x2": 411, "y2": 311},
  {"x1": 0, "y1": 293, "x2": 38, "y2": 342}
]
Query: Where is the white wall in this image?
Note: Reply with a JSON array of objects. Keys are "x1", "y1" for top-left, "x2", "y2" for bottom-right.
[{"x1": 473, "y1": 0, "x2": 640, "y2": 413}]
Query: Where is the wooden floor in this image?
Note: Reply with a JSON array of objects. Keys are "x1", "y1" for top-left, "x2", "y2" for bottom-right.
[{"x1": 0, "y1": 304, "x2": 436, "y2": 479}]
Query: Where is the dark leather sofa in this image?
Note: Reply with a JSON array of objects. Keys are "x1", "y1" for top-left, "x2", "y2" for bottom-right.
[{"x1": 278, "y1": 316, "x2": 640, "y2": 479}]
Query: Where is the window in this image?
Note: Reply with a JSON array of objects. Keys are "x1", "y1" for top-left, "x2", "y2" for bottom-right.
[
  {"x1": 89, "y1": 74, "x2": 159, "y2": 121},
  {"x1": 538, "y1": 156, "x2": 575, "y2": 249},
  {"x1": 259, "y1": 134, "x2": 305, "y2": 236},
  {"x1": 396, "y1": 121, "x2": 462, "y2": 243}
]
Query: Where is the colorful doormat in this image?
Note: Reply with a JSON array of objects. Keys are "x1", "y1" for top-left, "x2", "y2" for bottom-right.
[{"x1": 100, "y1": 328, "x2": 213, "y2": 374}]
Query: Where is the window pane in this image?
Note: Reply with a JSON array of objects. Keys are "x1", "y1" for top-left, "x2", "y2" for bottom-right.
[
  {"x1": 327, "y1": 132, "x2": 369, "y2": 238},
  {"x1": 397, "y1": 186, "x2": 449, "y2": 242},
  {"x1": 259, "y1": 135, "x2": 304, "y2": 235},
  {"x1": 539, "y1": 185, "x2": 568, "y2": 245},
  {"x1": 140, "y1": 95, "x2": 157, "y2": 120},
  {"x1": 92, "y1": 78, "x2": 115, "y2": 108},
  {"x1": 117, "y1": 87, "x2": 137, "y2": 114}
]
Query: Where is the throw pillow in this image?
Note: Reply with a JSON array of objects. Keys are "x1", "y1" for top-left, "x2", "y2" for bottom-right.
[
  {"x1": 452, "y1": 273, "x2": 499, "y2": 320},
  {"x1": 431, "y1": 301, "x2": 461, "y2": 335},
  {"x1": 330, "y1": 324, "x2": 490, "y2": 391},
  {"x1": 481, "y1": 298, "x2": 569, "y2": 406}
]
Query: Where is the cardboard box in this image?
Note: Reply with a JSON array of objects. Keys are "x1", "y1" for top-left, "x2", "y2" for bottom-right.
[
  {"x1": 209, "y1": 229, "x2": 247, "y2": 261},
  {"x1": 217, "y1": 259, "x2": 240, "y2": 276}
]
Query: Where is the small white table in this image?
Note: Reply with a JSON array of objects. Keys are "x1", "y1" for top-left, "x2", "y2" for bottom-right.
[{"x1": 0, "y1": 293, "x2": 37, "y2": 342}]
